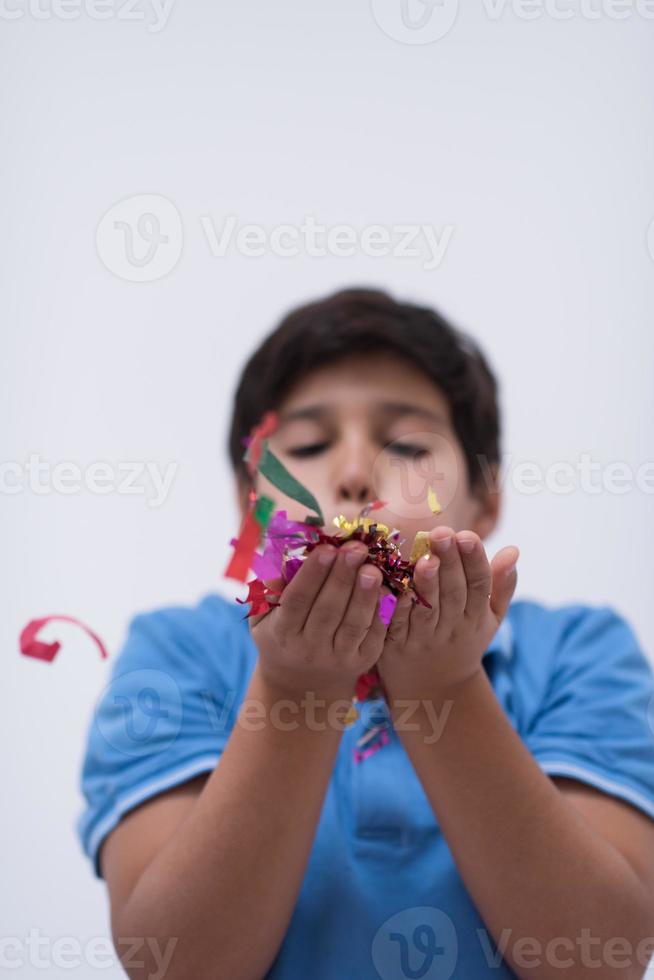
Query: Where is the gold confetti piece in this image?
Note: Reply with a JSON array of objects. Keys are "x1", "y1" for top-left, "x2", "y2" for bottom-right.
[
  {"x1": 332, "y1": 515, "x2": 391, "y2": 537},
  {"x1": 344, "y1": 703, "x2": 359, "y2": 727},
  {"x1": 427, "y1": 485, "x2": 442, "y2": 515},
  {"x1": 410, "y1": 531, "x2": 431, "y2": 563}
]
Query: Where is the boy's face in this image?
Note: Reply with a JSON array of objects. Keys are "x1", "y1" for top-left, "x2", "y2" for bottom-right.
[{"x1": 237, "y1": 351, "x2": 500, "y2": 557}]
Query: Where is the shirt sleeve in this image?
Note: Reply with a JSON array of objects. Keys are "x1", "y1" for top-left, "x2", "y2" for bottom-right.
[
  {"x1": 524, "y1": 603, "x2": 654, "y2": 821},
  {"x1": 76, "y1": 599, "x2": 247, "y2": 878}
]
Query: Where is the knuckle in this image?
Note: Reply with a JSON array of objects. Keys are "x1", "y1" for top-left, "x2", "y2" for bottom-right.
[
  {"x1": 280, "y1": 590, "x2": 307, "y2": 615},
  {"x1": 440, "y1": 589, "x2": 467, "y2": 614},
  {"x1": 309, "y1": 605, "x2": 335, "y2": 630},
  {"x1": 334, "y1": 620, "x2": 364, "y2": 649},
  {"x1": 341, "y1": 619, "x2": 365, "y2": 640},
  {"x1": 440, "y1": 581, "x2": 467, "y2": 602}
]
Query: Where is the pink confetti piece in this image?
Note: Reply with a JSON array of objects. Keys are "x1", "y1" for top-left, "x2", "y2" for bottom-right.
[{"x1": 353, "y1": 728, "x2": 390, "y2": 763}]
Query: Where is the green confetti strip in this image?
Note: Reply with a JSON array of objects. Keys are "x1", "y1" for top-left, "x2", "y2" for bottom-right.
[
  {"x1": 257, "y1": 443, "x2": 325, "y2": 526},
  {"x1": 254, "y1": 494, "x2": 275, "y2": 530}
]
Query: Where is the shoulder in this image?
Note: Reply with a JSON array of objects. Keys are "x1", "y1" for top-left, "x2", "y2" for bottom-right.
[
  {"x1": 111, "y1": 590, "x2": 257, "y2": 688},
  {"x1": 506, "y1": 596, "x2": 650, "y2": 676},
  {"x1": 503, "y1": 597, "x2": 654, "y2": 726},
  {"x1": 506, "y1": 595, "x2": 634, "y2": 644},
  {"x1": 124, "y1": 589, "x2": 248, "y2": 651},
  {"x1": 507, "y1": 598, "x2": 654, "y2": 821}
]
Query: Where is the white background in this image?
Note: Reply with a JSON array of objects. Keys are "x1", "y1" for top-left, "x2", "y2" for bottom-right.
[{"x1": 2, "y1": 1, "x2": 654, "y2": 976}]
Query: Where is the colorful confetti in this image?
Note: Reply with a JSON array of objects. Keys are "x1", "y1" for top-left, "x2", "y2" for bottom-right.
[{"x1": 225, "y1": 413, "x2": 445, "y2": 758}]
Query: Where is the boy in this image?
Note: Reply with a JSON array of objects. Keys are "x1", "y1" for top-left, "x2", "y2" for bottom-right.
[{"x1": 77, "y1": 288, "x2": 654, "y2": 979}]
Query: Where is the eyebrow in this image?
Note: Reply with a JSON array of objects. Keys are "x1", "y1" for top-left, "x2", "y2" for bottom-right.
[{"x1": 277, "y1": 401, "x2": 449, "y2": 426}]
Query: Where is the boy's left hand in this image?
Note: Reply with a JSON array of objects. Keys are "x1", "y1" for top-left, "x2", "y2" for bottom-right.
[{"x1": 377, "y1": 527, "x2": 519, "y2": 704}]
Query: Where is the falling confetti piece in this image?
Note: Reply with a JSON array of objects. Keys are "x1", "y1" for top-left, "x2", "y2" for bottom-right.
[
  {"x1": 20, "y1": 615, "x2": 109, "y2": 663},
  {"x1": 344, "y1": 704, "x2": 359, "y2": 727},
  {"x1": 353, "y1": 728, "x2": 391, "y2": 763},
  {"x1": 243, "y1": 410, "x2": 279, "y2": 478},
  {"x1": 427, "y1": 484, "x2": 442, "y2": 515},
  {"x1": 257, "y1": 443, "x2": 325, "y2": 525},
  {"x1": 355, "y1": 669, "x2": 382, "y2": 702}
]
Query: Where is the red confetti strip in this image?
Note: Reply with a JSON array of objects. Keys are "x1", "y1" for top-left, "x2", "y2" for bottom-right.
[
  {"x1": 224, "y1": 502, "x2": 263, "y2": 582},
  {"x1": 355, "y1": 668, "x2": 382, "y2": 702},
  {"x1": 20, "y1": 615, "x2": 109, "y2": 663},
  {"x1": 245, "y1": 410, "x2": 279, "y2": 478},
  {"x1": 363, "y1": 499, "x2": 387, "y2": 513},
  {"x1": 235, "y1": 579, "x2": 283, "y2": 618}
]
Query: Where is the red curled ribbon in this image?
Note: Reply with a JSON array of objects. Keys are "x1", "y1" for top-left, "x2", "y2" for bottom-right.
[{"x1": 20, "y1": 615, "x2": 109, "y2": 663}]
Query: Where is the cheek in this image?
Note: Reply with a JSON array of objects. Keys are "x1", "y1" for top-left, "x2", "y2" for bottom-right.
[
  {"x1": 371, "y1": 437, "x2": 464, "y2": 527},
  {"x1": 256, "y1": 462, "x2": 328, "y2": 525}
]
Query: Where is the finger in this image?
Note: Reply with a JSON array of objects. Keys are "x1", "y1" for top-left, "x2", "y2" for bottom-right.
[
  {"x1": 455, "y1": 531, "x2": 492, "y2": 621},
  {"x1": 489, "y1": 546, "x2": 519, "y2": 621},
  {"x1": 333, "y1": 562, "x2": 383, "y2": 656},
  {"x1": 385, "y1": 590, "x2": 413, "y2": 647},
  {"x1": 276, "y1": 544, "x2": 338, "y2": 636},
  {"x1": 408, "y1": 552, "x2": 441, "y2": 630},
  {"x1": 359, "y1": 592, "x2": 391, "y2": 667},
  {"x1": 303, "y1": 541, "x2": 368, "y2": 643},
  {"x1": 429, "y1": 526, "x2": 467, "y2": 627}
]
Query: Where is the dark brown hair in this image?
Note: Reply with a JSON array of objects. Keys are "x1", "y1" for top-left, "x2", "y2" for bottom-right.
[{"x1": 227, "y1": 287, "x2": 501, "y2": 496}]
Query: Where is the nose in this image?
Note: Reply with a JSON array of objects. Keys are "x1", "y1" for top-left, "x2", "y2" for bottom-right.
[
  {"x1": 337, "y1": 472, "x2": 373, "y2": 507},
  {"x1": 334, "y1": 437, "x2": 376, "y2": 507}
]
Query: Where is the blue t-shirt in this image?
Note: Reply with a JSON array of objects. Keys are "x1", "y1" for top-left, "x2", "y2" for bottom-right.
[{"x1": 77, "y1": 594, "x2": 654, "y2": 979}]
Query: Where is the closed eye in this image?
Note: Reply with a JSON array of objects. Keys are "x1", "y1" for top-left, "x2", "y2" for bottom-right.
[
  {"x1": 287, "y1": 442, "x2": 331, "y2": 458},
  {"x1": 387, "y1": 443, "x2": 430, "y2": 458},
  {"x1": 286, "y1": 442, "x2": 430, "y2": 459}
]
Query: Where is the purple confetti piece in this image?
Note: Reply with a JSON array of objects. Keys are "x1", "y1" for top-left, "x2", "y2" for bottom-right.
[
  {"x1": 283, "y1": 557, "x2": 304, "y2": 583},
  {"x1": 378, "y1": 593, "x2": 397, "y2": 626}
]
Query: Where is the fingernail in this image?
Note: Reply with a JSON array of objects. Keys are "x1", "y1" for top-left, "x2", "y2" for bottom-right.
[
  {"x1": 345, "y1": 547, "x2": 366, "y2": 566},
  {"x1": 434, "y1": 535, "x2": 452, "y2": 553},
  {"x1": 504, "y1": 561, "x2": 517, "y2": 576},
  {"x1": 318, "y1": 547, "x2": 336, "y2": 565},
  {"x1": 456, "y1": 536, "x2": 476, "y2": 554},
  {"x1": 359, "y1": 570, "x2": 378, "y2": 589}
]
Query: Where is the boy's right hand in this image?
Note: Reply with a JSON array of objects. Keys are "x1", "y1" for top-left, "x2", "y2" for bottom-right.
[{"x1": 248, "y1": 541, "x2": 388, "y2": 702}]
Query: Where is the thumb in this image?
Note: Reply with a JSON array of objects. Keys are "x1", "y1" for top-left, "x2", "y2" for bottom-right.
[{"x1": 489, "y1": 546, "x2": 519, "y2": 622}]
